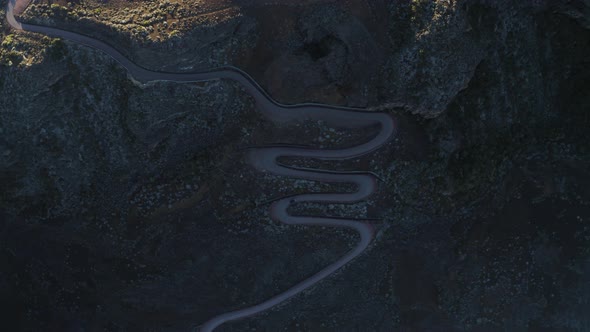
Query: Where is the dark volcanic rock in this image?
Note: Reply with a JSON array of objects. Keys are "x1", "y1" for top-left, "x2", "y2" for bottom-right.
[
  {"x1": 263, "y1": 5, "x2": 381, "y2": 106},
  {"x1": 1, "y1": 0, "x2": 589, "y2": 331}
]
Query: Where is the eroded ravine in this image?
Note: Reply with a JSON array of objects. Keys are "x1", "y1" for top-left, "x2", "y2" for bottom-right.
[{"x1": 6, "y1": 0, "x2": 395, "y2": 330}]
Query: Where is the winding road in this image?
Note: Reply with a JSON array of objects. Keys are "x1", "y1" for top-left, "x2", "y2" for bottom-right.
[{"x1": 6, "y1": 0, "x2": 395, "y2": 330}]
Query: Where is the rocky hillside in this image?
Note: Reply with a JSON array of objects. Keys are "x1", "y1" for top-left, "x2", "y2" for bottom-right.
[{"x1": 1, "y1": 0, "x2": 589, "y2": 331}]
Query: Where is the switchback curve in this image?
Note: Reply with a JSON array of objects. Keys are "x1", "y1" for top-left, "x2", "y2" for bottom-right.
[{"x1": 5, "y1": 1, "x2": 396, "y2": 330}]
